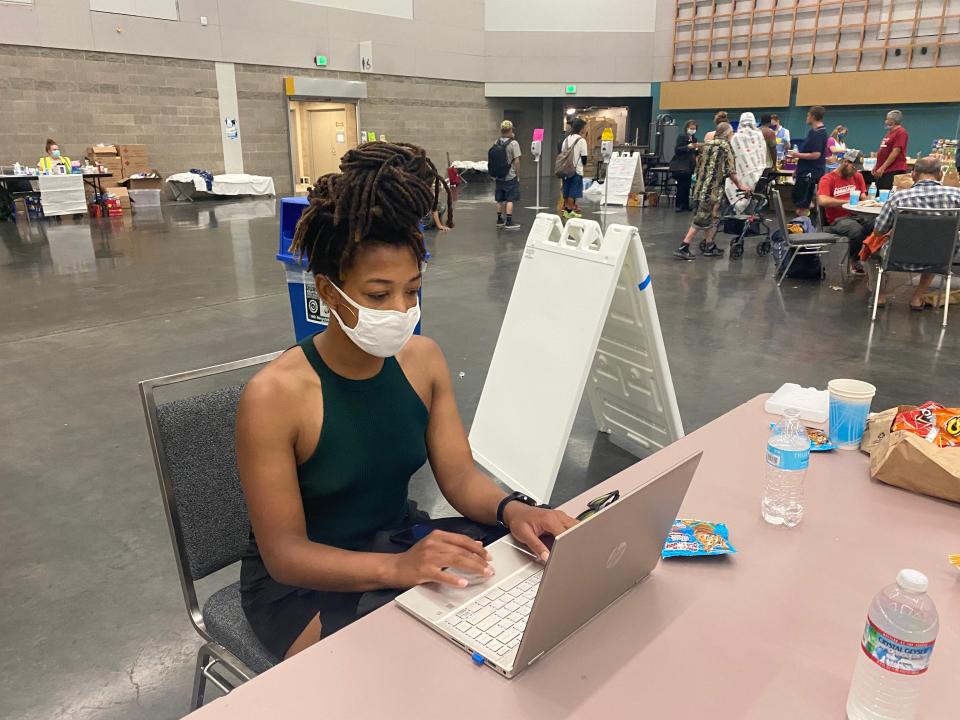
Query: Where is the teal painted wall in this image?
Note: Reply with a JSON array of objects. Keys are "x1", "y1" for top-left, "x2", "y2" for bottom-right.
[{"x1": 652, "y1": 81, "x2": 960, "y2": 157}]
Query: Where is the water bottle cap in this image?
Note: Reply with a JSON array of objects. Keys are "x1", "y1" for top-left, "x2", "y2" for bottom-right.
[{"x1": 896, "y1": 568, "x2": 928, "y2": 593}]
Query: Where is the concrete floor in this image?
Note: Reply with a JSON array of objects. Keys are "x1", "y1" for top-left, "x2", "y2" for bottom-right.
[{"x1": 1, "y1": 185, "x2": 957, "y2": 720}]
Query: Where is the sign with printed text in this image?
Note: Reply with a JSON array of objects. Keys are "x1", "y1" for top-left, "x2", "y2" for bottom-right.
[
  {"x1": 359, "y1": 41, "x2": 374, "y2": 73},
  {"x1": 304, "y1": 276, "x2": 330, "y2": 325},
  {"x1": 532, "y1": 128, "x2": 544, "y2": 142}
]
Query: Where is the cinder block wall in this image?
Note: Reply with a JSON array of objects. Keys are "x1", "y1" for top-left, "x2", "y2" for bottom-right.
[
  {"x1": 236, "y1": 64, "x2": 508, "y2": 195},
  {"x1": 2, "y1": 44, "x2": 508, "y2": 197},
  {"x1": 0, "y1": 45, "x2": 224, "y2": 178}
]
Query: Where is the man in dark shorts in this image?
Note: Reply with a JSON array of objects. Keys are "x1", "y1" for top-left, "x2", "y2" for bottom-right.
[
  {"x1": 787, "y1": 105, "x2": 829, "y2": 218},
  {"x1": 493, "y1": 120, "x2": 522, "y2": 229}
]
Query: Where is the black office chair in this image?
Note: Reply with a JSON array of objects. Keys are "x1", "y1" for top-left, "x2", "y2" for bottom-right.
[
  {"x1": 769, "y1": 191, "x2": 844, "y2": 286},
  {"x1": 871, "y1": 207, "x2": 960, "y2": 327},
  {"x1": 139, "y1": 352, "x2": 283, "y2": 711}
]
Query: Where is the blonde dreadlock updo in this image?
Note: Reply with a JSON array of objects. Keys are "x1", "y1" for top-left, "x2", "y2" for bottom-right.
[{"x1": 290, "y1": 141, "x2": 453, "y2": 281}]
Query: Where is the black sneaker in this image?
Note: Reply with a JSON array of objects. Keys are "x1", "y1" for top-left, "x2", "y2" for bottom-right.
[
  {"x1": 496, "y1": 218, "x2": 506, "y2": 228},
  {"x1": 701, "y1": 243, "x2": 725, "y2": 258},
  {"x1": 505, "y1": 222, "x2": 521, "y2": 230},
  {"x1": 673, "y1": 244, "x2": 694, "y2": 260}
]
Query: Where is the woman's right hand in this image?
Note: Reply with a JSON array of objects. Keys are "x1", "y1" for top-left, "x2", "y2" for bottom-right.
[{"x1": 385, "y1": 530, "x2": 493, "y2": 589}]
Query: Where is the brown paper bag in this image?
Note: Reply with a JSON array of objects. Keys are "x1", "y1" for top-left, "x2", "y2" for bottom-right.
[
  {"x1": 893, "y1": 174, "x2": 914, "y2": 191},
  {"x1": 863, "y1": 406, "x2": 960, "y2": 504}
]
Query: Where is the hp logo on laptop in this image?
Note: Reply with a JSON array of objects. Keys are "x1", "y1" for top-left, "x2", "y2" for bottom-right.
[{"x1": 606, "y1": 541, "x2": 628, "y2": 569}]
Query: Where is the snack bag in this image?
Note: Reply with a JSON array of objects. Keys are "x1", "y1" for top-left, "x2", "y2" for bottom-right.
[
  {"x1": 806, "y1": 426, "x2": 837, "y2": 452},
  {"x1": 770, "y1": 423, "x2": 837, "y2": 451},
  {"x1": 892, "y1": 401, "x2": 960, "y2": 448},
  {"x1": 662, "y1": 519, "x2": 736, "y2": 558}
]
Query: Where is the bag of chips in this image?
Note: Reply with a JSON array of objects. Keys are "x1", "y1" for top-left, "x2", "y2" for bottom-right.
[
  {"x1": 891, "y1": 401, "x2": 960, "y2": 448},
  {"x1": 662, "y1": 519, "x2": 736, "y2": 558}
]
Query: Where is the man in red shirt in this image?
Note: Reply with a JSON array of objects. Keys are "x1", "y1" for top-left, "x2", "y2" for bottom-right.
[
  {"x1": 874, "y1": 109, "x2": 909, "y2": 191},
  {"x1": 817, "y1": 149, "x2": 871, "y2": 274}
]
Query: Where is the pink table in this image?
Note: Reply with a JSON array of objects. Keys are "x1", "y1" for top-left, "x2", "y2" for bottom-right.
[{"x1": 191, "y1": 395, "x2": 959, "y2": 719}]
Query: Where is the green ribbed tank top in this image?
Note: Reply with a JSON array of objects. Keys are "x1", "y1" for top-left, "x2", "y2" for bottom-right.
[{"x1": 297, "y1": 334, "x2": 429, "y2": 550}]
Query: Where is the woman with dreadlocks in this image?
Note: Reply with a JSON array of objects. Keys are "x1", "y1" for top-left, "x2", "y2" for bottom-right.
[{"x1": 237, "y1": 142, "x2": 576, "y2": 660}]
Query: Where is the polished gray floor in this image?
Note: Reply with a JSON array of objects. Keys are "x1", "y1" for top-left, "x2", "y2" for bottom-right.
[{"x1": 1, "y1": 186, "x2": 957, "y2": 720}]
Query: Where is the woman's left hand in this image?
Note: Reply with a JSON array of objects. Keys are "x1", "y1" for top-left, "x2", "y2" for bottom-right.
[{"x1": 504, "y1": 504, "x2": 578, "y2": 562}]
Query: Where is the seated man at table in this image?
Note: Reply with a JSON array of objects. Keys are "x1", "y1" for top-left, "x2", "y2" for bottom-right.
[
  {"x1": 817, "y1": 149, "x2": 871, "y2": 275},
  {"x1": 868, "y1": 155, "x2": 960, "y2": 310}
]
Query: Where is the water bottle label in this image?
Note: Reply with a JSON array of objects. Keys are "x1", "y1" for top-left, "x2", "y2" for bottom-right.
[
  {"x1": 860, "y1": 617, "x2": 935, "y2": 675},
  {"x1": 765, "y1": 444, "x2": 809, "y2": 471}
]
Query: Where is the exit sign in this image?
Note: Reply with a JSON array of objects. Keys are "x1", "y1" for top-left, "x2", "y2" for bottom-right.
[
  {"x1": 315, "y1": 55, "x2": 328, "y2": 67},
  {"x1": 565, "y1": 84, "x2": 577, "y2": 94}
]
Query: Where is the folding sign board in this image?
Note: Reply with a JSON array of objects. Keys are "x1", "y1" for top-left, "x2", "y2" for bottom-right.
[{"x1": 469, "y1": 215, "x2": 683, "y2": 503}]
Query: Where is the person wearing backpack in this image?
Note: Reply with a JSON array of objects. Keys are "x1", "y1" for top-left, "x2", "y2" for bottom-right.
[
  {"x1": 556, "y1": 117, "x2": 588, "y2": 219},
  {"x1": 489, "y1": 120, "x2": 522, "y2": 229}
]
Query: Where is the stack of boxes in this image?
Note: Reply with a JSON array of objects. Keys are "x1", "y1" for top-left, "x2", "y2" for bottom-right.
[{"x1": 84, "y1": 143, "x2": 156, "y2": 213}]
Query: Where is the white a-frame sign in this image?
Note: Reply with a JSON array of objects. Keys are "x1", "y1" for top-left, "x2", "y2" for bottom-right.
[{"x1": 469, "y1": 214, "x2": 684, "y2": 504}]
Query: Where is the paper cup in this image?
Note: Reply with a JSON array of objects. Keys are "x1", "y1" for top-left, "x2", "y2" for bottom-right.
[
  {"x1": 828, "y1": 379, "x2": 877, "y2": 450},
  {"x1": 878, "y1": 189, "x2": 890, "y2": 202},
  {"x1": 848, "y1": 193, "x2": 860, "y2": 206}
]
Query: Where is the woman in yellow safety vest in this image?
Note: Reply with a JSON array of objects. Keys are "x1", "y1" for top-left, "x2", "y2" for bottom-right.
[{"x1": 38, "y1": 138, "x2": 71, "y2": 173}]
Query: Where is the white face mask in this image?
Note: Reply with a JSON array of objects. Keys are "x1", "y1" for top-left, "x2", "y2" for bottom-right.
[{"x1": 326, "y1": 280, "x2": 420, "y2": 358}]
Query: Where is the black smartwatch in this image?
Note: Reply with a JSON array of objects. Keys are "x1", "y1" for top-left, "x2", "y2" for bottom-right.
[{"x1": 497, "y1": 491, "x2": 538, "y2": 529}]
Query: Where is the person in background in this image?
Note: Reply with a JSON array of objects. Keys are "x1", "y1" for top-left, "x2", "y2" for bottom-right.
[
  {"x1": 725, "y1": 112, "x2": 767, "y2": 209},
  {"x1": 874, "y1": 109, "x2": 909, "y2": 191},
  {"x1": 674, "y1": 122, "x2": 749, "y2": 260},
  {"x1": 560, "y1": 116, "x2": 589, "y2": 219},
  {"x1": 670, "y1": 119, "x2": 699, "y2": 212},
  {"x1": 867, "y1": 156, "x2": 960, "y2": 310},
  {"x1": 770, "y1": 114, "x2": 791, "y2": 163},
  {"x1": 759, "y1": 114, "x2": 778, "y2": 168},
  {"x1": 787, "y1": 106, "x2": 829, "y2": 217},
  {"x1": 492, "y1": 120, "x2": 522, "y2": 229},
  {"x1": 817, "y1": 149, "x2": 870, "y2": 275},
  {"x1": 37, "y1": 138, "x2": 71, "y2": 173},
  {"x1": 826, "y1": 125, "x2": 848, "y2": 169},
  {"x1": 703, "y1": 111, "x2": 728, "y2": 143}
]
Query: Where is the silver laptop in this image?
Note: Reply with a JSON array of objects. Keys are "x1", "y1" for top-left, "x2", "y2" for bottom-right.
[{"x1": 395, "y1": 452, "x2": 701, "y2": 678}]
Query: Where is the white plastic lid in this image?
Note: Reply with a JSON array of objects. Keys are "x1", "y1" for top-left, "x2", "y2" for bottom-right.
[{"x1": 896, "y1": 569, "x2": 928, "y2": 594}]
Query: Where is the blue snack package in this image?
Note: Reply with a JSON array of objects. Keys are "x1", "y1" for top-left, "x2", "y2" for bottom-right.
[
  {"x1": 662, "y1": 519, "x2": 736, "y2": 558},
  {"x1": 768, "y1": 423, "x2": 837, "y2": 452}
]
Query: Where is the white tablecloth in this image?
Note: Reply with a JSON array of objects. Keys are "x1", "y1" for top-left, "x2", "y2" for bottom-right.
[
  {"x1": 166, "y1": 172, "x2": 208, "y2": 193},
  {"x1": 211, "y1": 174, "x2": 275, "y2": 196},
  {"x1": 38, "y1": 174, "x2": 86, "y2": 216}
]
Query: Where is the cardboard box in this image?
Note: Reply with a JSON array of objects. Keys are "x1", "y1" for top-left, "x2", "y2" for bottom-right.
[
  {"x1": 111, "y1": 187, "x2": 131, "y2": 209},
  {"x1": 122, "y1": 160, "x2": 151, "y2": 177},
  {"x1": 86, "y1": 145, "x2": 118, "y2": 157},
  {"x1": 119, "y1": 176, "x2": 163, "y2": 191},
  {"x1": 118, "y1": 144, "x2": 147, "y2": 159}
]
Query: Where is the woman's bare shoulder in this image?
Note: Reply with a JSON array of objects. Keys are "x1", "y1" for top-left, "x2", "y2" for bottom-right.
[{"x1": 240, "y1": 346, "x2": 316, "y2": 413}]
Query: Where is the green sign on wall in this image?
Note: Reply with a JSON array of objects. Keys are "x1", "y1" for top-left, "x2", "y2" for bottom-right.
[
  {"x1": 565, "y1": 84, "x2": 577, "y2": 95},
  {"x1": 315, "y1": 55, "x2": 328, "y2": 67}
]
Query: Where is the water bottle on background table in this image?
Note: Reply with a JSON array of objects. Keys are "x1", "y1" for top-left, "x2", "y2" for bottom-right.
[
  {"x1": 868, "y1": 182, "x2": 877, "y2": 200},
  {"x1": 846, "y1": 569, "x2": 939, "y2": 720},
  {"x1": 761, "y1": 407, "x2": 808, "y2": 527}
]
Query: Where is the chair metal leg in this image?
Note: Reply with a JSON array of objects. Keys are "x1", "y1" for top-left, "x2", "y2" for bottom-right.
[
  {"x1": 871, "y1": 268, "x2": 884, "y2": 322},
  {"x1": 191, "y1": 646, "x2": 211, "y2": 712},
  {"x1": 777, "y1": 247, "x2": 798, "y2": 286},
  {"x1": 943, "y1": 274, "x2": 952, "y2": 328}
]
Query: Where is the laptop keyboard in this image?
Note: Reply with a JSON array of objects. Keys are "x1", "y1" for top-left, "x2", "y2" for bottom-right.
[{"x1": 443, "y1": 567, "x2": 542, "y2": 658}]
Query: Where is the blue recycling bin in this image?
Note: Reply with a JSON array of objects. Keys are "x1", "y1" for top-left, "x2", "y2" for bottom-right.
[{"x1": 277, "y1": 196, "x2": 425, "y2": 342}]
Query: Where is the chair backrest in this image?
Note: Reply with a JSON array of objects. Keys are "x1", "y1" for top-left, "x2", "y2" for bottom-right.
[
  {"x1": 769, "y1": 189, "x2": 789, "y2": 236},
  {"x1": 814, "y1": 201, "x2": 827, "y2": 231},
  {"x1": 886, "y1": 208, "x2": 960, "y2": 274},
  {"x1": 140, "y1": 352, "x2": 282, "y2": 634}
]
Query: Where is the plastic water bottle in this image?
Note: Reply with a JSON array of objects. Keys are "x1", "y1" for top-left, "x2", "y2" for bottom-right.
[
  {"x1": 761, "y1": 407, "x2": 808, "y2": 527},
  {"x1": 868, "y1": 182, "x2": 877, "y2": 200},
  {"x1": 846, "y1": 569, "x2": 939, "y2": 720}
]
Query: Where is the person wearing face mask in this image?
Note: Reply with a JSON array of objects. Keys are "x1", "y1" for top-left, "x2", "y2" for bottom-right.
[
  {"x1": 669, "y1": 119, "x2": 699, "y2": 212},
  {"x1": 874, "y1": 109, "x2": 909, "y2": 191},
  {"x1": 817, "y1": 149, "x2": 871, "y2": 275},
  {"x1": 770, "y1": 114, "x2": 791, "y2": 163},
  {"x1": 826, "y1": 125, "x2": 848, "y2": 170},
  {"x1": 37, "y1": 138, "x2": 71, "y2": 173},
  {"x1": 236, "y1": 141, "x2": 577, "y2": 662}
]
